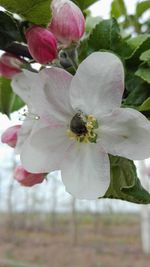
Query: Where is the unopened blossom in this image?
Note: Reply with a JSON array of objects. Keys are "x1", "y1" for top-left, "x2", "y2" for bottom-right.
[
  {"x1": 25, "y1": 26, "x2": 57, "y2": 64},
  {"x1": 49, "y1": 0, "x2": 85, "y2": 44},
  {"x1": 0, "y1": 53, "x2": 23, "y2": 78},
  {"x1": 1, "y1": 125, "x2": 21, "y2": 148},
  {"x1": 11, "y1": 52, "x2": 150, "y2": 199},
  {"x1": 14, "y1": 165, "x2": 45, "y2": 186}
]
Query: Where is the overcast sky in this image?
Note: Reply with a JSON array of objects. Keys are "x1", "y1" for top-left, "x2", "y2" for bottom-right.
[{"x1": 90, "y1": 0, "x2": 139, "y2": 17}]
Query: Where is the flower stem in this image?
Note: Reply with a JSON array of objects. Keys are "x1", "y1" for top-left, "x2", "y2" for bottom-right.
[
  {"x1": 66, "y1": 53, "x2": 78, "y2": 71},
  {"x1": 64, "y1": 49, "x2": 78, "y2": 71}
]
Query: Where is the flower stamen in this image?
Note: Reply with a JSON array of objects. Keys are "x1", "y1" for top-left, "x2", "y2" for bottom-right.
[
  {"x1": 68, "y1": 113, "x2": 98, "y2": 143},
  {"x1": 19, "y1": 109, "x2": 40, "y2": 121}
]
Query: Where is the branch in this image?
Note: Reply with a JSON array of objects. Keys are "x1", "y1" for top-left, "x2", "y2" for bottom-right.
[{"x1": 5, "y1": 42, "x2": 32, "y2": 59}]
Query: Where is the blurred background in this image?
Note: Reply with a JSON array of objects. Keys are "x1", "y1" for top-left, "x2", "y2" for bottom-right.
[{"x1": 0, "y1": 0, "x2": 150, "y2": 267}]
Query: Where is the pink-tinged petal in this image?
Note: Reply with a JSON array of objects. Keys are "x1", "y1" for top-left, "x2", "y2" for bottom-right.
[
  {"x1": 33, "y1": 68, "x2": 74, "y2": 123},
  {"x1": 20, "y1": 125, "x2": 73, "y2": 173},
  {"x1": 99, "y1": 108, "x2": 150, "y2": 160},
  {"x1": 146, "y1": 167, "x2": 150, "y2": 177},
  {"x1": 1, "y1": 125, "x2": 21, "y2": 148},
  {"x1": 14, "y1": 166, "x2": 45, "y2": 187},
  {"x1": 11, "y1": 70, "x2": 42, "y2": 109},
  {"x1": 25, "y1": 26, "x2": 57, "y2": 64},
  {"x1": 0, "y1": 53, "x2": 23, "y2": 78},
  {"x1": 12, "y1": 68, "x2": 73, "y2": 123},
  {"x1": 49, "y1": 0, "x2": 85, "y2": 44},
  {"x1": 61, "y1": 143, "x2": 110, "y2": 199},
  {"x1": 70, "y1": 52, "x2": 124, "y2": 116},
  {"x1": 15, "y1": 120, "x2": 35, "y2": 154}
]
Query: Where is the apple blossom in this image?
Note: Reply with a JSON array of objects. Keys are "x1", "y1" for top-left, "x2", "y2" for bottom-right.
[
  {"x1": 0, "y1": 53, "x2": 23, "y2": 78},
  {"x1": 49, "y1": 0, "x2": 85, "y2": 44},
  {"x1": 1, "y1": 125, "x2": 21, "y2": 148},
  {"x1": 25, "y1": 26, "x2": 57, "y2": 64},
  {"x1": 14, "y1": 165, "x2": 45, "y2": 186},
  {"x1": 11, "y1": 52, "x2": 150, "y2": 200}
]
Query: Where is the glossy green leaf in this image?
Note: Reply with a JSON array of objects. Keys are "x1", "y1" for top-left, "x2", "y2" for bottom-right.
[
  {"x1": 126, "y1": 34, "x2": 150, "y2": 61},
  {"x1": 135, "y1": 67, "x2": 150, "y2": 84},
  {"x1": 78, "y1": 17, "x2": 133, "y2": 62},
  {"x1": 72, "y1": 0, "x2": 100, "y2": 10},
  {"x1": 0, "y1": 0, "x2": 52, "y2": 25},
  {"x1": 124, "y1": 73, "x2": 149, "y2": 107},
  {"x1": 140, "y1": 97, "x2": 150, "y2": 111},
  {"x1": 0, "y1": 11, "x2": 21, "y2": 50},
  {"x1": 102, "y1": 156, "x2": 150, "y2": 204},
  {"x1": 0, "y1": 77, "x2": 24, "y2": 116},
  {"x1": 85, "y1": 15, "x2": 102, "y2": 33},
  {"x1": 136, "y1": 0, "x2": 150, "y2": 17},
  {"x1": 88, "y1": 18, "x2": 121, "y2": 51},
  {"x1": 140, "y1": 49, "x2": 150, "y2": 63},
  {"x1": 111, "y1": 0, "x2": 127, "y2": 18}
]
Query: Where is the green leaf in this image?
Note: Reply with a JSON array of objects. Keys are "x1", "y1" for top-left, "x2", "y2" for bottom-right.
[
  {"x1": 78, "y1": 38, "x2": 90, "y2": 63},
  {"x1": 72, "y1": 0, "x2": 100, "y2": 10},
  {"x1": 0, "y1": 0, "x2": 52, "y2": 25},
  {"x1": 124, "y1": 73, "x2": 149, "y2": 107},
  {"x1": 136, "y1": 0, "x2": 150, "y2": 17},
  {"x1": 140, "y1": 49, "x2": 150, "y2": 63},
  {"x1": 0, "y1": 11, "x2": 21, "y2": 50},
  {"x1": 85, "y1": 15, "x2": 102, "y2": 34},
  {"x1": 102, "y1": 156, "x2": 150, "y2": 204},
  {"x1": 135, "y1": 67, "x2": 150, "y2": 84},
  {"x1": 139, "y1": 97, "x2": 150, "y2": 111},
  {"x1": 126, "y1": 34, "x2": 150, "y2": 62},
  {"x1": 0, "y1": 77, "x2": 24, "y2": 116},
  {"x1": 127, "y1": 34, "x2": 150, "y2": 51},
  {"x1": 88, "y1": 18, "x2": 121, "y2": 51},
  {"x1": 79, "y1": 18, "x2": 132, "y2": 61},
  {"x1": 111, "y1": 0, "x2": 127, "y2": 18}
]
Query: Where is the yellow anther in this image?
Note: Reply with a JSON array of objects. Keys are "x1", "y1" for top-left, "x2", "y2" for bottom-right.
[
  {"x1": 87, "y1": 115, "x2": 96, "y2": 122},
  {"x1": 67, "y1": 114, "x2": 98, "y2": 144},
  {"x1": 87, "y1": 122, "x2": 93, "y2": 130}
]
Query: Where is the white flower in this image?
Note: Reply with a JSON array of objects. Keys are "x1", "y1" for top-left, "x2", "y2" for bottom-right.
[{"x1": 11, "y1": 52, "x2": 150, "y2": 200}]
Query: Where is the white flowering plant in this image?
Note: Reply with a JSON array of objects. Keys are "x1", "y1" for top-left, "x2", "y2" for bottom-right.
[{"x1": 0, "y1": 0, "x2": 150, "y2": 203}]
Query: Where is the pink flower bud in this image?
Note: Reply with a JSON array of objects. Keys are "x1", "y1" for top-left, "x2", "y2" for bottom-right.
[
  {"x1": 49, "y1": 0, "x2": 85, "y2": 45},
  {"x1": 0, "y1": 53, "x2": 23, "y2": 78},
  {"x1": 14, "y1": 166, "x2": 45, "y2": 187},
  {"x1": 1, "y1": 125, "x2": 21, "y2": 148},
  {"x1": 25, "y1": 26, "x2": 57, "y2": 64}
]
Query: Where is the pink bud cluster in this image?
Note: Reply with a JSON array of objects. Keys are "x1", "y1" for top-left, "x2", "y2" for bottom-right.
[
  {"x1": 25, "y1": 0, "x2": 85, "y2": 64},
  {"x1": 0, "y1": 1, "x2": 85, "y2": 76},
  {"x1": 1, "y1": 125, "x2": 45, "y2": 187}
]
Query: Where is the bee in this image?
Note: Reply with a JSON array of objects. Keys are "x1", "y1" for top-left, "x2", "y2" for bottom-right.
[{"x1": 70, "y1": 113, "x2": 87, "y2": 136}]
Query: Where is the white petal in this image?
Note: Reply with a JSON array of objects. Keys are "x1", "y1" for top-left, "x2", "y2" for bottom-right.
[
  {"x1": 99, "y1": 108, "x2": 150, "y2": 160},
  {"x1": 34, "y1": 68, "x2": 74, "y2": 123},
  {"x1": 70, "y1": 52, "x2": 124, "y2": 116},
  {"x1": 20, "y1": 124, "x2": 73, "y2": 173},
  {"x1": 11, "y1": 70, "x2": 42, "y2": 109},
  {"x1": 12, "y1": 68, "x2": 74, "y2": 123},
  {"x1": 61, "y1": 143, "x2": 110, "y2": 200},
  {"x1": 15, "y1": 119, "x2": 34, "y2": 153}
]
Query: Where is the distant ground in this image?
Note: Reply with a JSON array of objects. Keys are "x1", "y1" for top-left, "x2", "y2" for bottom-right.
[{"x1": 0, "y1": 213, "x2": 150, "y2": 267}]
